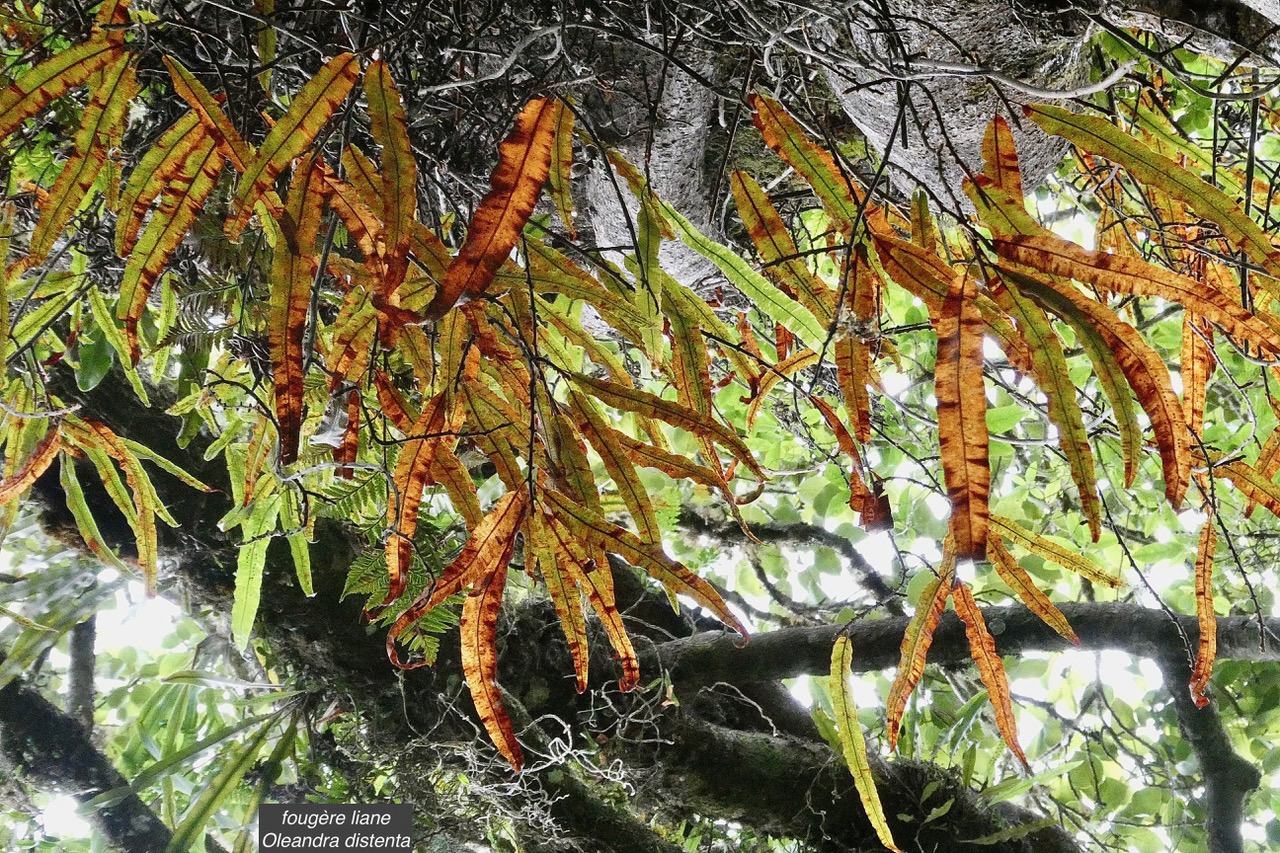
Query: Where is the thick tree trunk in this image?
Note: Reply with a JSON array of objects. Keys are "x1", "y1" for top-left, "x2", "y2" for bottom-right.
[{"x1": 820, "y1": 0, "x2": 1092, "y2": 209}]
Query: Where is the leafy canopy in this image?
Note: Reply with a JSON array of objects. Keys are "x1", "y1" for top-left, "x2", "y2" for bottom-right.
[{"x1": 5, "y1": 2, "x2": 1280, "y2": 850}]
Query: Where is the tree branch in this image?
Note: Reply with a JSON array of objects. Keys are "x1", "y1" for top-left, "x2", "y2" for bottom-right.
[
  {"x1": 1156, "y1": 654, "x2": 1261, "y2": 853},
  {"x1": 644, "y1": 602, "x2": 1280, "y2": 688},
  {"x1": 677, "y1": 507, "x2": 903, "y2": 615},
  {"x1": 39, "y1": 369, "x2": 1267, "y2": 850},
  {"x1": 0, "y1": 674, "x2": 172, "y2": 853},
  {"x1": 1103, "y1": 0, "x2": 1280, "y2": 65},
  {"x1": 644, "y1": 601, "x2": 1272, "y2": 852},
  {"x1": 67, "y1": 613, "x2": 95, "y2": 734},
  {"x1": 626, "y1": 713, "x2": 1081, "y2": 852}
]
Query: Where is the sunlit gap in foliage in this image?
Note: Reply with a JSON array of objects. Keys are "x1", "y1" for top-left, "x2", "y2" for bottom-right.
[{"x1": 39, "y1": 795, "x2": 90, "y2": 841}]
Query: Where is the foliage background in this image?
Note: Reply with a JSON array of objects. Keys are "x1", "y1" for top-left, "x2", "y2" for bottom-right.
[{"x1": 4, "y1": 2, "x2": 1280, "y2": 852}]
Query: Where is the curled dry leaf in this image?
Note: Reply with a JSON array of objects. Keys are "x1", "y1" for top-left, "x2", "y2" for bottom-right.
[
  {"x1": 226, "y1": 52, "x2": 358, "y2": 240},
  {"x1": 1000, "y1": 265, "x2": 1190, "y2": 509},
  {"x1": 1026, "y1": 103, "x2": 1280, "y2": 279},
  {"x1": 0, "y1": 40, "x2": 123, "y2": 141},
  {"x1": 936, "y1": 272, "x2": 989, "y2": 560},
  {"x1": 981, "y1": 114, "x2": 1024, "y2": 198},
  {"x1": 1190, "y1": 519, "x2": 1217, "y2": 708},
  {"x1": 991, "y1": 274, "x2": 1100, "y2": 540},
  {"x1": 269, "y1": 155, "x2": 325, "y2": 465},
  {"x1": 424, "y1": 98, "x2": 562, "y2": 319},
  {"x1": 0, "y1": 425, "x2": 62, "y2": 506},
  {"x1": 748, "y1": 92, "x2": 865, "y2": 228},
  {"x1": 461, "y1": 552, "x2": 523, "y2": 770},
  {"x1": 541, "y1": 487, "x2": 748, "y2": 639},
  {"x1": 542, "y1": 508, "x2": 641, "y2": 691},
  {"x1": 994, "y1": 235, "x2": 1280, "y2": 356},
  {"x1": 990, "y1": 515, "x2": 1120, "y2": 588},
  {"x1": 952, "y1": 580, "x2": 1029, "y2": 769},
  {"x1": 386, "y1": 490, "x2": 528, "y2": 668},
  {"x1": 383, "y1": 392, "x2": 465, "y2": 607},
  {"x1": 363, "y1": 59, "x2": 417, "y2": 300},
  {"x1": 887, "y1": 546, "x2": 954, "y2": 751},
  {"x1": 988, "y1": 537, "x2": 1079, "y2": 646}
]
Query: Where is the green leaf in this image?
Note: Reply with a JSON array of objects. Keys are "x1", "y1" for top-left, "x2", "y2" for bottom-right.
[
  {"x1": 656, "y1": 196, "x2": 830, "y2": 349},
  {"x1": 121, "y1": 438, "x2": 213, "y2": 493},
  {"x1": 60, "y1": 459, "x2": 131, "y2": 573},
  {"x1": 6, "y1": 284, "x2": 79, "y2": 359},
  {"x1": 990, "y1": 267, "x2": 1100, "y2": 540},
  {"x1": 280, "y1": 487, "x2": 313, "y2": 596},
  {"x1": 0, "y1": 570, "x2": 118, "y2": 693},
  {"x1": 922, "y1": 798, "x2": 955, "y2": 825},
  {"x1": 980, "y1": 759, "x2": 1082, "y2": 803},
  {"x1": 84, "y1": 711, "x2": 277, "y2": 810},
  {"x1": 985, "y1": 404, "x2": 1024, "y2": 435},
  {"x1": 86, "y1": 286, "x2": 149, "y2": 403},
  {"x1": 963, "y1": 819, "x2": 1059, "y2": 846},
  {"x1": 1131, "y1": 541, "x2": 1187, "y2": 563},
  {"x1": 1026, "y1": 103, "x2": 1280, "y2": 278},
  {"x1": 165, "y1": 714, "x2": 277, "y2": 852},
  {"x1": 748, "y1": 92, "x2": 863, "y2": 228},
  {"x1": 830, "y1": 634, "x2": 903, "y2": 852},
  {"x1": 75, "y1": 329, "x2": 114, "y2": 391},
  {"x1": 231, "y1": 494, "x2": 281, "y2": 651}
]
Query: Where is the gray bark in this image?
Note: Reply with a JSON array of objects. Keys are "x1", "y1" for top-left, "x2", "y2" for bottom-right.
[{"x1": 822, "y1": 0, "x2": 1092, "y2": 210}]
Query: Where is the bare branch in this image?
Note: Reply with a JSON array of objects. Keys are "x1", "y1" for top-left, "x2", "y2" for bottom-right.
[
  {"x1": 644, "y1": 602, "x2": 1280, "y2": 689},
  {"x1": 1156, "y1": 654, "x2": 1261, "y2": 853}
]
